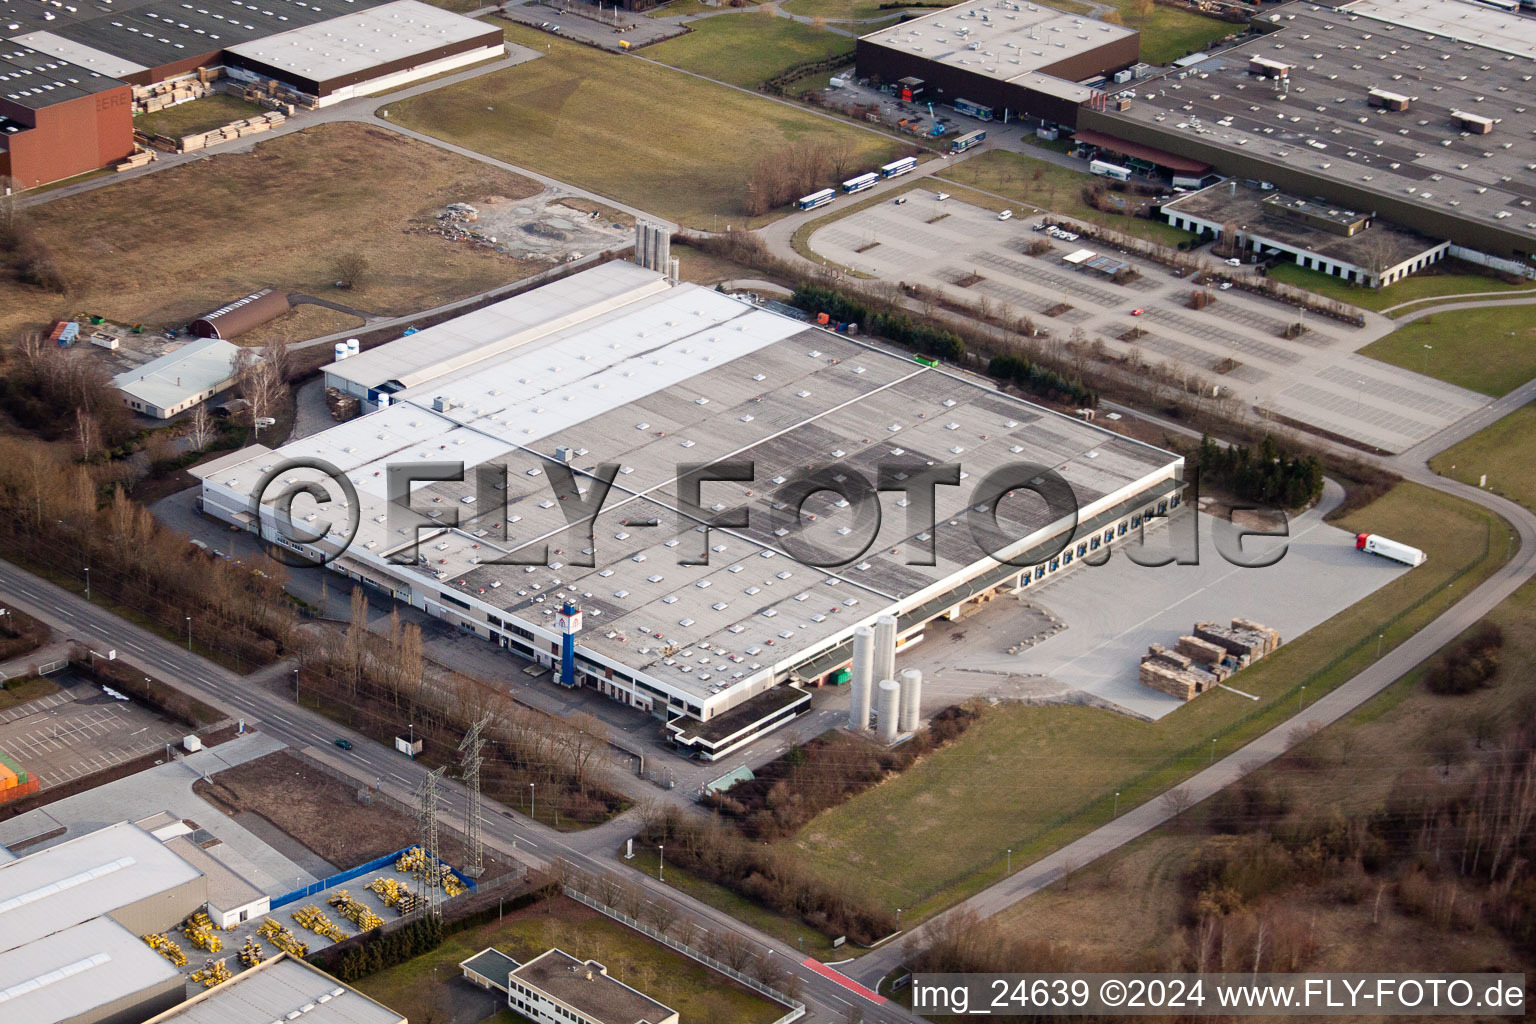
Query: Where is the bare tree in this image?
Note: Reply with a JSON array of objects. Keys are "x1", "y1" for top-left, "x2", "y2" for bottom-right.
[
  {"x1": 74, "y1": 409, "x2": 100, "y2": 460},
  {"x1": 1161, "y1": 786, "x2": 1194, "y2": 823},
  {"x1": 261, "y1": 336, "x2": 292, "y2": 383},
  {"x1": 333, "y1": 251, "x2": 370, "y2": 290},
  {"x1": 187, "y1": 404, "x2": 215, "y2": 451},
  {"x1": 719, "y1": 930, "x2": 753, "y2": 971}
]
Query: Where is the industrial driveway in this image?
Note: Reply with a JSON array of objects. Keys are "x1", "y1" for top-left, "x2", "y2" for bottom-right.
[{"x1": 808, "y1": 200, "x2": 1488, "y2": 452}]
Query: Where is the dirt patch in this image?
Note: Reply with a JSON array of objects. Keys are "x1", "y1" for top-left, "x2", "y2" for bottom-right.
[
  {"x1": 456, "y1": 190, "x2": 635, "y2": 262},
  {"x1": 854, "y1": 241, "x2": 880, "y2": 254},
  {"x1": 193, "y1": 750, "x2": 514, "y2": 878},
  {"x1": 953, "y1": 272, "x2": 984, "y2": 288},
  {"x1": 238, "y1": 305, "x2": 366, "y2": 348},
  {"x1": 1044, "y1": 301, "x2": 1073, "y2": 317},
  {"x1": 926, "y1": 213, "x2": 951, "y2": 224},
  {"x1": 0, "y1": 123, "x2": 551, "y2": 340}
]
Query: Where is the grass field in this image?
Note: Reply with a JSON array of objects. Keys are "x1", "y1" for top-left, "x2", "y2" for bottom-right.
[
  {"x1": 993, "y1": 572, "x2": 1536, "y2": 974},
  {"x1": 1267, "y1": 261, "x2": 1536, "y2": 315},
  {"x1": 384, "y1": 20, "x2": 905, "y2": 229},
  {"x1": 935, "y1": 149, "x2": 1196, "y2": 246},
  {"x1": 780, "y1": 0, "x2": 947, "y2": 18},
  {"x1": 646, "y1": 0, "x2": 728, "y2": 17},
  {"x1": 357, "y1": 896, "x2": 784, "y2": 1024},
  {"x1": 645, "y1": 12, "x2": 852, "y2": 88},
  {"x1": 0, "y1": 123, "x2": 548, "y2": 342},
  {"x1": 133, "y1": 94, "x2": 266, "y2": 138},
  {"x1": 1101, "y1": 0, "x2": 1239, "y2": 65},
  {"x1": 1431, "y1": 405, "x2": 1536, "y2": 514},
  {"x1": 787, "y1": 482, "x2": 1513, "y2": 923},
  {"x1": 0, "y1": 676, "x2": 59, "y2": 713},
  {"x1": 1357, "y1": 305, "x2": 1536, "y2": 396}
]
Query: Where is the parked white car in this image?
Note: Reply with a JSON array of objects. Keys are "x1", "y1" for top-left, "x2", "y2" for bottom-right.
[{"x1": 998, "y1": 209, "x2": 1014, "y2": 221}]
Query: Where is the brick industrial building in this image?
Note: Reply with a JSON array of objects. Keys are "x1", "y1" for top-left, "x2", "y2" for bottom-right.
[{"x1": 0, "y1": 0, "x2": 501, "y2": 187}]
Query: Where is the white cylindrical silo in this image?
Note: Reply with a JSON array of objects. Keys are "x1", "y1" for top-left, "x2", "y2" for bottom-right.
[
  {"x1": 874, "y1": 614, "x2": 897, "y2": 685},
  {"x1": 346, "y1": 337, "x2": 360, "y2": 357},
  {"x1": 876, "y1": 679, "x2": 901, "y2": 744},
  {"x1": 333, "y1": 341, "x2": 348, "y2": 361},
  {"x1": 899, "y1": 668, "x2": 922, "y2": 733},
  {"x1": 849, "y1": 626, "x2": 874, "y2": 731}
]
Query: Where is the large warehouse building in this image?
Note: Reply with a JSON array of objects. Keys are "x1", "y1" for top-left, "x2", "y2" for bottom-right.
[
  {"x1": 1, "y1": 0, "x2": 501, "y2": 185},
  {"x1": 854, "y1": 0, "x2": 1141, "y2": 129},
  {"x1": 1077, "y1": 0, "x2": 1536, "y2": 268},
  {"x1": 195, "y1": 260, "x2": 1185, "y2": 759},
  {"x1": 0, "y1": 821, "x2": 207, "y2": 1024}
]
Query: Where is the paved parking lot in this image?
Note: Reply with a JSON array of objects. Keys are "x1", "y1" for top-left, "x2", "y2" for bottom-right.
[
  {"x1": 0, "y1": 677, "x2": 187, "y2": 787},
  {"x1": 809, "y1": 201, "x2": 1488, "y2": 452},
  {"x1": 896, "y1": 504, "x2": 1409, "y2": 720}
]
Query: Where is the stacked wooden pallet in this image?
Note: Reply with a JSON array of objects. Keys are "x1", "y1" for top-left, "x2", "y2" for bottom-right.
[
  {"x1": 115, "y1": 149, "x2": 155, "y2": 172},
  {"x1": 178, "y1": 111, "x2": 287, "y2": 152}
]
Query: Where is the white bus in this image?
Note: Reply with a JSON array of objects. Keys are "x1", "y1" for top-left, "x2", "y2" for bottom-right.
[
  {"x1": 880, "y1": 156, "x2": 917, "y2": 179},
  {"x1": 797, "y1": 188, "x2": 835, "y2": 211},
  {"x1": 1089, "y1": 159, "x2": 1132, "y2": 181},
  {"x1": 842, "y1": 172, "x2": 879, "y2": 194},
  {"x1": 1474, "y1": 0, "x2": 1518, "y2": 12}
]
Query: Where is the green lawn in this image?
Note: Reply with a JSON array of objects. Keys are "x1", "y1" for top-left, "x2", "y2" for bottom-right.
[
  {"x1": 645, "y1": 13, "x2": 852, "y2": 88},
  {"x1": 935, "y1": 149, "x2": 1196, "y2": 246},
  {"x1": 787, "y1": 482, "x2": 1513, "y2": 923},
  {"x1": 384, "y1": 20, "x2": 904, "y2": 228},
  {"x1": 646, "y1": 0, "x2": 722, "y2": 15},
  {"x1": 780, "y1": 0, "x2": 952, "y2": 20},
  {"x1": 1357, "y1": 305, "x2": 1536, "y2": 396},
  {"x1": 133, "y1": 94, "x2": 266, "y2": 139},
  {"x1": 1431, "y1": 405, "x2": 1536, "y2": 514},
  {"x1": 1268, "y1": 261, "x2": 1536, "y2": 315},
  {"x1": 1102, "y1": 0, "x2": 1240, "y2": 65},
  {"x1": 0, "y1": 675, "x2": 59, "y2": 713},
  {"x1": 357, "y1": 896, "x2": 784, "y2": 1024}
]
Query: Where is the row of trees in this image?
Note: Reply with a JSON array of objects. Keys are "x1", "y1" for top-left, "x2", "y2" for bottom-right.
[
  {"x1": 1425, "y1": 621, "x2": 1504, "y2": 696},
  {"x1": 791, "y1": 283, "x2": 967, "y2": 362},
  {"x1": 298, "y1": 588, "x2": 624, "y2": 821},
  {"x1": 744, "y1": 139, "x2": 866, "y2": 217},
  {"x1": 0, "y1": 331, "x2": 135, "y2": 451},
  {"x1": 0, "y1": 436, "x2": 298, "y2": 668},
  {"x1": 987, "y1": 354, "x2": 1097, "y2": 408},
  {"x1": 633, "y1": 803, "x2": 897, "y2": 944},
  {"x1": 1194, "y1": 433, "x2": 1325, "y2": 510},
  {"x1": 0, "y1": 190, "x2": 68, "y2": 293},
  {"x1": 704, "y1": 705, "x2": 979, "y2": 840}
]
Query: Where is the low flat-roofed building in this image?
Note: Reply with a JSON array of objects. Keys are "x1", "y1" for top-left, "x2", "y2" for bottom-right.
[
  {"x1": 855, "y1": 0, "x2": 1141, "y2": 128},
  {"x1": 460, "y1": 947, "x2": 521, "y2": 992},
  {"x1": 195, "y1": 262, "x2": 1185, "y2": 759},
  {"x1": 0, "y1": 916, "x2": 186, "y2": 1024},
  {"x1": 160, "y1": 836, "x2": 269, "y2": 928},
  {"x1": 112, "y1": 338, "x2": 253, "y2": 419},
  {"x1": 223, "y1": 0, "x2": 504, "y2": 107},
  {"x1": 140, "y1": 953, "x2": 406, "y2": 1024},
  {"x1": 507, "y1": 948, "x2": 678, "y2": 1024},
  {"x1": 0, "y1": 821, "x2": 206, "y2": 952},
  {"x1": 1162, "y1": 180, "x2": 1450, "y2": 287}
]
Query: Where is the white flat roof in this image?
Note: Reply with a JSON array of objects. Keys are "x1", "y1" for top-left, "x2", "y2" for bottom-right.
[
  {"x1": 1344, "y1": 0, "x2": 1536, "y2": 60},
  {"x1": 0, "y1": 917, "x2": 182, "y2": 1024},
  {"x1": 112, "y1": 338, "x2": 248, "y2": 410},
  {"x1": 324, "y1": 260, "x2": 671, "y2": 393},
  {"x1": 224, "y1": 0, "x2": 495, "y2": 83},
  {"x1": 144, "y1": 954, "x2": 404, "y2": 1024},
  {"x1": 8, "y1": 30, "x2": 148, "y2": 78},
  {"x1": 860, "y1": 0, "x2": 1136, "y2": 80},
  {"x1": 0, "y1": 821, "x2": 203, "y2": 954},
  {"x1": 198, "y1": 264, "x2": 1182, "y2": 707}
]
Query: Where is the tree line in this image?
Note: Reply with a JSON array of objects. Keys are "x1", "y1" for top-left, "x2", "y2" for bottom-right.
[{"x1": 1195, "y1": 434, "x2": 1325, "y2": 510}]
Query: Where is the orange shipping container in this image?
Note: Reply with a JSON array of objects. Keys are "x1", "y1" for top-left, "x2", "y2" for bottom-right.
[{"x1": 0, "y1": 762, "x2": 16, "y2": 791}]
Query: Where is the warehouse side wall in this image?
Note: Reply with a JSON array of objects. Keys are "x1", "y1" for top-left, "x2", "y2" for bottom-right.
[
  {"x1": 0, "y1": 86, "x2": 133, "y2": 188},
  {"x1": 105, "y1": 875, "x2": 208, "y2": 936}
]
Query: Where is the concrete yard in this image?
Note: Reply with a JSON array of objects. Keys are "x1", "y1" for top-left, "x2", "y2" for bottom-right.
[
  {"x1": 808, "y1": 200, "x2": 1488, "y2": 452},
  {"x1": 898, "y1": 500, "x2": 1410, "y2": 720},
  {"x1": 0, "y1": 672, "x2": 188, "y2": 788}
]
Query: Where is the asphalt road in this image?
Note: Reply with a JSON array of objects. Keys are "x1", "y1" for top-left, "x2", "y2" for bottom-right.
[{"x1": 0, "y1": 559, "x2": 915, "y2": 1023}]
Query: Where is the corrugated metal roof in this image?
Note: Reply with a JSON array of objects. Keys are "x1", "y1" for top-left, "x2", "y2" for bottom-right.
[
  {"x1": 0, "y1": 821, "x2": 203, "y2": 954},
  {"x1": 0, "y1": 917, "x2": 182, "y2": 1024}
]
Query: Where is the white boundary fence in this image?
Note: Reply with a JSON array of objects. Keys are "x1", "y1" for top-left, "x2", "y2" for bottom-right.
[{"x1": 563, "y1": 886, "x2": 806, "y2": 1024}]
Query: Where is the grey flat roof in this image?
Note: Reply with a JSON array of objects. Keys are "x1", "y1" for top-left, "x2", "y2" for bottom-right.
[
  {"x1": 1092, "y1": 0, "x2": 1536, "y2": 247},
  {"x1": 0, "y1": 916, "x2": 183, "y2": 1024},
  {"x1": 8, "y1": 31, "x2": 148, "y2": 80},
  {"x1": 198, "y1": 264, "x2": 1182, "y2": 707},
  {"x1": 0, "y1": 821, "x2": 204, "y2": 954},
  {"x1": 513, "y1": 949, "x2": 673, "y2": 1024},
  {"x1": 460, "y1": 947, "x2": 519, "y2": 984},
  {"x1": 225, "y1": 0, "x2": 494, "y2": 83},
  {"x1": 143, "y1": 954, "x2": 405, "y2": 1024},
  {"x1": 860, "y1": 0, "x2": 1137, "y2": 82},
  {"x1": 0, "y1": 45, "x2": 122, "y2": 110},
  {"x1": 2, "y1": 0, "x2": 396, "y2": 75},
  {"x1": 162, "y1": 836, "x2": 265, "y2": 911},
  {"x1": 1163, "y1": 179, "x2": 1445, "y2": 266},
  {"x1": 112, "y1": 338, "x2": 249, "y2": 409}
]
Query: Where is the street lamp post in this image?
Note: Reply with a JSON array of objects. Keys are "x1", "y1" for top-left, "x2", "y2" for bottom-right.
[
  {"x1": 408, "y1": 722, "x2": 414, "y2": 758},
  {"x1": 658, "y1": 844, "x2": 665, "y2": 883},
  {"x1": 529, "y1": 782, "x2": 535, "y2": 820},
  {"x1": 1006, "y1": 848, "x2": 1012, "y2": 875},
  {"x1": 1113, "y1": 791, "x2": 1120, "y2": 818},
  {"x1": 185, "y1": 616, "x2": 191, "y2": 651},
  {"x1": 1376, "y1": 633, "x2": 1384, "y2": 658},
  {"x1": 1423, "y1": 344, "x2": 1433, "y2": 374},
  {"x1": 1210, "y1": 738, "x2": 1216, "y2": 763},
  {"x1": 1299, "y1": 685, "x2": 1306, "y2": 713},
  {"x1": 83, "y1": 567, "x2": 90, "y2": 600}
]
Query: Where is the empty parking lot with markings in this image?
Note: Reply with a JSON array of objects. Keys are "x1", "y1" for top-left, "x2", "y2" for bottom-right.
[
  {"x1": 0, "y1": 678, "x2": 186, "y2": 788},
  {"x1": 810, "y1": 200, "x2": 1487, "y2": 452}
]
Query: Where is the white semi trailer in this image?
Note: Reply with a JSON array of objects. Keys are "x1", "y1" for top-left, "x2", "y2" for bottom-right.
[{"x1": 1355, "y1": 532, "x2": 1426, "y2": 567}]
